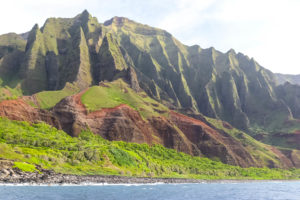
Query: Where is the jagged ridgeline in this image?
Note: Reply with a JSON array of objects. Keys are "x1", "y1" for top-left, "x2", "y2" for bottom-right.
[{"x1": 0, "y1": 10, "x2": 299, "y2": 134}]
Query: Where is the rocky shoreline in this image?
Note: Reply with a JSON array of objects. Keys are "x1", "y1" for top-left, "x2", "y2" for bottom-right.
[
  {"x1": 0, "y1": 174, "x2": 206, "y2": 185},
  {"x1": 1, "y1": 160, "x2": 298, "y2": 185},
  {"x1": 0, "y1": 170, "x2": 206, "y2": 185},
  {"x1": 0, "y1": 159, "x2": 206, "y2": 184}
]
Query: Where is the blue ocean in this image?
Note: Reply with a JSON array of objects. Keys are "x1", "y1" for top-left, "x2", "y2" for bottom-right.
[{"x1": 0, "y1": 181, "x2": 300, "y2": 200}]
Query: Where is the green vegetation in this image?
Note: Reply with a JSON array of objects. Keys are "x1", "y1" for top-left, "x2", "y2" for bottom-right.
[
  {"x1": 105, "y1": 33, "x2": 128, "y2": 71},
  {"x1": 205, "y1": 117, "x2": 289, "y2": 167},
  {"x1": 0, "y1": 33, "x2": 26, "y2": 51},
  {"x1": 81, "y1": 80, "x2": 168, "y2": 118},
  {"x1": 13, "y1": 162, "x2": 39, "y2": 173},
  {"x1": 0, "y1": 86, "x2": 22, "y2": 101},
  {"x1": 0, "y1": 117, "x2": 300, "y2": 179},
  {"x1": 35, "y1": 83, "x2": 79, "y2": 109}
]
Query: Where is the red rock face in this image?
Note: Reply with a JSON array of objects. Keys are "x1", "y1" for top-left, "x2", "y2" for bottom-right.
[
  {"x1": 0, "y1": 99, "x2": 60, "y2": 128},
  {"x1": 0, "y1": 94, "x2": 297, "y2": 168},
  {"x1": 52, "y1": 92, "x2": 155, "y2": 144},
  {"x1": 148, "y1": 116, "x2": 200, "y2": 156},
  {"x1": 290, "y1": 150, "x2": 300, "y2": 168},
  {"x1": 87, "y1": 105, "x2": 155, "y2": 144},
  {"x1": 281, "y1": 132, "x2": 300, "y2": 149},
  {"x1": 169, "y1": 111, "x2": 257, "y2": 167},
  {"x1": 269, "y1": 147, "x2": 294, "y2": 168},
  {"x1": 50, "y1": 93, "x2": 269, "y2": 167},
  {"x1": 274, "y1": 147, "x2": 300, "y2": 168}
]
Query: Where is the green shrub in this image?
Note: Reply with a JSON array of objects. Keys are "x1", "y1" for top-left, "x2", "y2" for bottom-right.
[
  {"x1": 109, "y1": 147, "x2": 136, "y2": 167},
  {"x1": 13, "y1": 162, "x2": 39, "y2": 173}
]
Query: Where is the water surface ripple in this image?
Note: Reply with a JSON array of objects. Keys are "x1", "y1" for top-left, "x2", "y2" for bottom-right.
[{"x1": 0, "y1": 181, "x2": 300, "y2": 200}]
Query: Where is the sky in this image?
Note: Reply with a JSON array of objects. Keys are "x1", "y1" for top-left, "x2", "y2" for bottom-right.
[{"x1": 1, "y1": 0, "x2": 300, "y2": 74}]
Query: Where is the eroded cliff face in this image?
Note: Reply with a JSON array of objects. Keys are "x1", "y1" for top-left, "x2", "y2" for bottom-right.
[
  {"x1": 168, "y1": 111, "x2": 257, "y2": 167},
  {"x1": 28, "y1": 90, "x2": 298, "y2": 168},
  {"x1": 0, "y1": 90, "x2": 298, "y2": 169},
  {"x1": 0, "y1": 98, "x2": 60, "y2": 128},
  {"x1": 51, "y1": 92, "x2": 256, "y2": 167},
  {"x1": 52, "y1": 91, "x2": 154, "y2": 143}
]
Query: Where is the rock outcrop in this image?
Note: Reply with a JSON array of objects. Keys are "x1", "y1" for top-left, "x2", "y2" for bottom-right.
[
  {"x1": 169, "y1": 111, "x2": 257, "y2": 167},
  {"x1": 0, "y1": 98, "x2": 60, "y2": 128},
  {"x1": 0, "y1": 158, "x2": 208, "y2": 184},
  {"x1": 49, "y1": 92, "x2": 292, "y2": 168},
  {"x1": 52, "y1": 91, "x2": 153, "y2": 143}
]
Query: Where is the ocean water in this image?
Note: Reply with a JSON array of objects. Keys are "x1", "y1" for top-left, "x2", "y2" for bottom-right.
[{"x1": 0, "y1": 181, "x2": 300, "y2": 200}]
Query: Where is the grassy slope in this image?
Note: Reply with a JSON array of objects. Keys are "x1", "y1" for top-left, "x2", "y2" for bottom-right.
[
  {"x1": 0, "y1": 117, "x2": 300, "y2": 180},
  {"x1": 81, "y1": 80, "x2": 169, "y2": 118},
  {"x1": 0, "y1": 82, "x2": 78, "y2": 109},
  {"x1": 205, "y1": 117, "x2": 290, "y2": 167},
  {"x1": 35, "y1": 83, "x2": 79, "y2": 109},
  {"x1": 0, "y1": 86, "x2": 23, "y2": 101},
  {"x1": 0, "y1": 33, "x2": 26, "y2": 51}
]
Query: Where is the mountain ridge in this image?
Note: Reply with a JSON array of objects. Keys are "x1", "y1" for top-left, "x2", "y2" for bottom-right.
[{"x1": 1, "y1": 11, "x2": 300, "y2": 169}]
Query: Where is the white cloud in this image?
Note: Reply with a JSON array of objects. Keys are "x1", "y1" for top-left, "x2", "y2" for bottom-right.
[
  {"x1": 158, "y1": 0, "x2": 216, "y2": 33},
  {"x1": 157, "y1": 0, "x2": 300, "y2": 74},
  {"x1": 216, "y1": 0, "x2": 300, "y2": 74},
  {"x1": 0, "y1": 0, "x2": 97, "y2": 34}
]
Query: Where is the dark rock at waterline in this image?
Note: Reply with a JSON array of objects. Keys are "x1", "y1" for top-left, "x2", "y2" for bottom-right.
[
  {"x1": 0, "y1": 170, "x2": 203, "y2": 185},
  {"x1": 0, "y1": 159, "x2": 207, "y2": 184}
]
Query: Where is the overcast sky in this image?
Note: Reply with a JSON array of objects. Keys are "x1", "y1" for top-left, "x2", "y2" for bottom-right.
[{"x1": 1, "y1": 0, "x2": 300, "y2": 74}]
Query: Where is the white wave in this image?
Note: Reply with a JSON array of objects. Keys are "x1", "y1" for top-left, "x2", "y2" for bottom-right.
[
  {"x1": 0, "y1": 182, "x2": 167, "y2": 187},
  {"x1": 2, "y1": 180, "x2": 297, "y2": 187}
]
